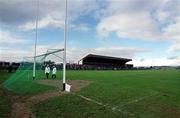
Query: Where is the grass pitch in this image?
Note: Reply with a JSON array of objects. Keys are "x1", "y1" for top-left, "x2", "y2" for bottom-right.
[
  {"x1": 1, "y1": 69, "x2": 180, "y2": 117},
  {"x1": 31, "y1": 69, "x2": 180, "y2": 117}
]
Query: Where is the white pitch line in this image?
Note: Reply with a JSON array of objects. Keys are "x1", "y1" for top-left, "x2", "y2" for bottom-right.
[
  {"x1": 77, "y1": 94, "x2": 135, "y2": 116},
  {"x1": 78, "y1": 95, "x2": 105, "y2": 106},
  {"x1": 117, "y1": 92, "x2": 160, "y2": 109}
]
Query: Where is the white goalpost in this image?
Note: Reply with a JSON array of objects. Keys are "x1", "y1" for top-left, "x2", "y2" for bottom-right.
[
  {"x1": 32, "y1": 0, "x2": 39, "y2": 80},
  {"x1": 63, "y1": 0, "x2": 68, "y2": 91},
  {"x1": 32, "y1": 0, "x2": 68, "y2": 91}
]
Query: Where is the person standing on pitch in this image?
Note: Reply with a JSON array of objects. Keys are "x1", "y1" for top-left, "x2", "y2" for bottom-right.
[
  {"x1": 52, "y1": 65, "x2": 57, "y2": 79},
  {"x1": 45, "y1": 65, "x2": 50, "y2": 79}
]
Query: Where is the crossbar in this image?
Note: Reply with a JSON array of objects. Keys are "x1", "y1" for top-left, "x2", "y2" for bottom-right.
[{"x1": 35, "y1": 48, "x2": 64, "y2": 58}]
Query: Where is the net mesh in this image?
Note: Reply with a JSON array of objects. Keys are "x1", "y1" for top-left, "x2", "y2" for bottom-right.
[{"x1": 3, "y1": 49, "x2": 64, "y2": 94}]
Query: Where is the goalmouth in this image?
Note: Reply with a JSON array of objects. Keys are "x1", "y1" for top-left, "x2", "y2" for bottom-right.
[
  {"x1": 32, "y1": 48, "x2": 68, "y2": 91},
  {"x1": 32, "y1": 0, "x2": 68, "y2": 91}
]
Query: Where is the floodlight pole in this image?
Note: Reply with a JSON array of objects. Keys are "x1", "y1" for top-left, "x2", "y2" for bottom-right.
[
  {"x1": 63, "y1": 0, "x2": 68, "y2": 91},
  {"x1": 33, "y1": 0, "x2": 39, "y2": 80}
]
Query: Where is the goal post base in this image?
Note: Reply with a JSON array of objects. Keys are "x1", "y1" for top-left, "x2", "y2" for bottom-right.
[
  {"x1": 63, "y1": 83, "x2": 66, "y2": 91},
  {"x1": 62, "y1": 83, "x2": 71, "y2": 92}
]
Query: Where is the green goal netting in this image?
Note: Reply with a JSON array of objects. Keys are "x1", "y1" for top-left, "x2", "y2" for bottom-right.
[{"x1": 3, "y1": 49, "x2": 64, "y2": 94}]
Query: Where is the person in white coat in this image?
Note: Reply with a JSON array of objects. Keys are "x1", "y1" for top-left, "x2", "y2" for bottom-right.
[
  {"x1": 52, "y1": 65, "x2": 57, "y2": 79},
  {"x1": 45, "y1": 65, "x2": 50, "y2": 79}
]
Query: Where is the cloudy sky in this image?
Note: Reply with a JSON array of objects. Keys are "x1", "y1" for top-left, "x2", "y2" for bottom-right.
[{"x1": 0, "y1": 0, "x2": 180, "y2": 66}]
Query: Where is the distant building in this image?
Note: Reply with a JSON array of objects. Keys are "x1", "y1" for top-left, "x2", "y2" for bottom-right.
[{"x1": 80, "y1": 54, "x2": 133, "y2": 70}]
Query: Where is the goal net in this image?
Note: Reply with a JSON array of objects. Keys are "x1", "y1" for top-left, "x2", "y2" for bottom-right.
[{"x1": 3, "y1": 49, "x2": 64, "y2": 94}]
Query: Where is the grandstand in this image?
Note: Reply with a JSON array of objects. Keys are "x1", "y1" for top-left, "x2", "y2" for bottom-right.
[{"x1": 80, "y1": 54, "x2": 133, "y2": 70}]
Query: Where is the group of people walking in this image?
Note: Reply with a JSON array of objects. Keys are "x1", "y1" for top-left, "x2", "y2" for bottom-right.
[{"x1": 45, "y1": 65, "x2": 57, "y2": 79}]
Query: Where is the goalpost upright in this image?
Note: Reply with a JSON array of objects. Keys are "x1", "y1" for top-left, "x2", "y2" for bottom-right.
[
  {"x1": 32, "y1": 0, "x2": 68, "y2": 91},
  {"x1": 63, "y1": 0, "x2": 68, "y2": 91},
  {"x1": 33, "y1": 0, "x2": 39, "y2": 80}
]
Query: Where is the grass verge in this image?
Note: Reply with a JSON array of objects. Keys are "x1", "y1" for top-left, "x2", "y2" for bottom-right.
[
  {"x1": 0, "y1": 70, "x2": 13, "y2": 117},
  {"x1": 0, "y1": 96, "x2": 11, "y2": 118}
]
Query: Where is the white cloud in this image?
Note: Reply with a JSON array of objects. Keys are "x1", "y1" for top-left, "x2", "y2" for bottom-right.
[
  {"x1": 165, "y1": 17, "x2": 180, "y2": 52},
  {"x1": 74, "y1": 24, "x2": 90, "y2": 32},
  {"x1": 168, "y1": 41, "x2": 180, "y2": 52},
  {"x1": 0, "y1": 0, "x2": 65, "y2": 26},
  {"x1": 0, "y1": 30, "x2": 28, "y2": 44},
  {"x1": 19, "y1": 15, "x2": 65, "y2": 31},
  {"x1": 0, "y1": 0, "x2": 100, "y2": 31},
  {"x1": 0, "y1": 48, "x2": 29, "y2": 62},
  {"x1": 96, "y1": 0, "x2": 164, "y2": 40},
  {"x1": 0, "y1": 43, "x2": 64, "y2": 62},
  {"x1": 97, "y1": 12, "x2": 161, "y2": 40},
  {"x1": 0, "y1": 30, "x2": 30, "y2": 62},
  {"x1": 154, "y1": 0, "x2": 180, "y2": 23},
  {"x1": 93, "y1": 47, "x2": 150, "y2": 58},
  {"x1": 163, "y1": 16, "x2": 180, "y2": 40},
  {"x1": 96, "y1": 0, "x2": 180, "y2": 52},
  {"x1": 131, "y1": 57, "x2": 180, "y2": 67}
]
